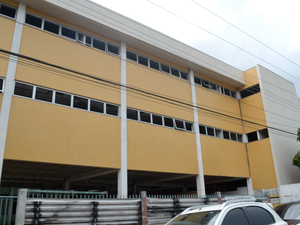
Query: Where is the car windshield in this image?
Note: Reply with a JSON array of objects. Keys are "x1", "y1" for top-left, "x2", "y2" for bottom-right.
[{"x1": 166, "y1": 210, "x2": 221, "y2": 225}]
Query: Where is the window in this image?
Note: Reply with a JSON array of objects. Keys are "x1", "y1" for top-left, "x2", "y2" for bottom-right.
[
  {"x1": 90, "y1": 100, "x2": 104, "y2": 113},
  {"x1": 35, "y1": 87, "x2": 53, "y2": 102},
  {"x1": 140, "y1": 111, "x2": 151, "y2": 123},
  {"x1": 55, "y1": 92, "x2": 71, "y2": 106},
  {"x1": 202, "y1": 80, "x2": 210, "y2": 89},
  {"x1": 14, "y1": 82, "x2": 33, "y2": 98},
  {"x1": 138, "y1": 55, "x2": 148, "y2": 66},
  {"x1": 107, "y1": 44, "x2": 119, "y2": 55},
  {"x1": 247, "y1": 131, "x2": 258, "y2": 142},
  {"x1": 0, "y1": 79, "x2": 3, "y2": 93},
  {"x1": 44, "y1": 20, "x2": 59, "y2": 34},
  {"x1": 93, "y1": 39, "x2": 105, "y2": 51},
  {"x1": 237, "y1": 134, "x2": 243, "y2": 142},
  {"x1": 73, "y1": 96, "x2": 88, "y2": 110},
  {"x1": 230, "y1": 132, "x2": 237, "y2": 141},
  {"x1": 231, "y1": 91, "x2": 236, "y2": 98},
  {"x1": 194, "y1": 77, "x2": 201, "y2": 85},
  {"x1": 211, "y1": 83, "x2": 217, "y2": 91},
  {"x1": 85, "y1": 36, "x2": 92, "y2": 46},
  {"x1": 150, "y1": 60, "x2": 159, "y2": 70},
  {"x1": 207, "y1": 127, "x2": 214, "y2": 136},
  {"x1": 222, "y1": 208, "x2": 250, "y2": 225},
  {"x1": 62, "y1": 27, "x2": 76, "y2": 40},
  {"x1": 152, "y1": 114, "x2": 163, "y2": 125},
  {"x1": 127, "y1": 51, "x2": 137, "y2": 61},
  {"x1": 0, "y1": 4, "x2": 16, "y2": 18},
  {"x1": 164, "y1": 117, "x2": 174, "y2": 127},
  {"x1": 185, "y1": 122, "x2": 193, "y2": 131},
  {"x1": 215, "y1": 129, "x2": 222, "y2": 138},
  {"x1": 127, "y1": 109, "x2": 138, "y2": 120},
  {"x1": 175, "y1": 119, "x2": 184, "y2": 130},
  {"x1": 171, "y1": 68, "x2": 180, "y2": 77},
  {"x1": 106, "y1": 104, "x2": 118, "y2": 116},
  {"x1": 180, "y1": 72, "x2": 188, "y2": 80},
  {"x1": 245, "y1": 206, "x2": 275, "y2": 225},
  {"x1": 161, "y1": 64, "x2": 170, "y2": 73},
  {"x1": 224, "y1": 88, "x2": 231, "y2": 96},
  {"x1": 223, "y1": 131, "x2": 230, "y2": 140},
  {"x1": 258, "y1": 129, "x2": 269, "y2": 139},
  {"x1": 199, "y1": 125, "x2": 206, "y2": 134},
  {"x1": 240, "y1": 84, "x2": 260, "y2": 99},
  {"x1": 77, "y1": 33, "x2": 84, "y2": 44},
  {"x1": 25, "y1": 14, "x2": 42, "y2": 28}
]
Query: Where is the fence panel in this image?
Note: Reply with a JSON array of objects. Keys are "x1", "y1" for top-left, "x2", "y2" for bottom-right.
[{"x1": 0, "y1": 196, "x2": 17, "y2": 225}]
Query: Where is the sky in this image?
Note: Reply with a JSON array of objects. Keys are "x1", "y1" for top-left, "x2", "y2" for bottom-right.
[{"x1": 92, "y1": 0, "x2": 300, "y2": 96}]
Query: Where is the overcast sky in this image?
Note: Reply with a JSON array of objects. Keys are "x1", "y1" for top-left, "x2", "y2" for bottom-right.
[{"x1": 92, "y1": 0, "x2": 300, "y2": 97}]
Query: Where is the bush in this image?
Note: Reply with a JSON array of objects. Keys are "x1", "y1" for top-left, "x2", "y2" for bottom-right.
[{"x1": 293, "y1": 151, "x2": 300, "y2": 169}]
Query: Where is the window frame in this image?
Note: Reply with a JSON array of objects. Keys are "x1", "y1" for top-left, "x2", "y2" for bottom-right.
[{"x1": 0, "y1": 3, "x2": 17, "y2": 19}]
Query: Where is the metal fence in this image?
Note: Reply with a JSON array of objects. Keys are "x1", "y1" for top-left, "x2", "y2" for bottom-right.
[{"x1": 0, "y1": 196, "x2": 17, "y2": 225}]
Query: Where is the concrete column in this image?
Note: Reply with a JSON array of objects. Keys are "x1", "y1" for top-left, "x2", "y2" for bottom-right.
[
  {"x1": 63, "y1": 180, "x2": 70, "y2": 191},
  {"x1": 140, "y1": 191, "x2": 147, "y2": 225},
  {"x1": 247, "y1": 178, "x2": 254, "y2": 195},
  {"x1": 0, "y1": 2, "x2": 26, "y2": 184},
  {"x1": 15, "y1": 189, "x2": 27, "y2": 225},
  {"x1": 118, "y1": 42, "x2": 128, "y2": 196},
  {"x1": 189, "y1": 70, "x2": 206, "y2": 196}
]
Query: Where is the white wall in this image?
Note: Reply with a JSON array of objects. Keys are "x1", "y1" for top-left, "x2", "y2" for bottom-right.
[
  {"x1": 280, "y1": 183, "x2": 300, "y2": 203},
  {"x1": 257, "y1": 65, "x2": 300, "y2": 188}
]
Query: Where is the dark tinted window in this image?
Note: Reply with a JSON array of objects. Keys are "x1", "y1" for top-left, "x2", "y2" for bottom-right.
[
  {"x1": 230, "y1": 132, "x2": 237, "y2": 141},
  {"x1": 0, "y1": 4, "x2": 16, "y2": 18},
  {"x1": 0, "y1": 79, "x2": 3, "y2": 92},
  {"x1": 62, "y1": 27, "x2": 76, "y2": 40},
  {"x1": 93, "y1": 39, "x2": 105, "y2": 51},
  {"x1": 202, "y1": 80, "x2": 210, "y2": 89},
  {"x1": 127, "y1": 51, "x2": 137, "y2": 61},
  {"x1": 222, "y1": 208, "x2": 250, "y2": 225},
  {"x1": 85, "y1": 36, "x2": 92, "y2": 46},
  {"x1": 140, "y1": 112, "x2": 151, "y2": 123},
  {"x1": 161, "y1": 64, "x2": 170, "y2": 73},
  {"x1": 73, "y1": 96, "x2": 88, "y2": 110},
  {"x1": 127, "y1": 109, "x2": 138, "y2": 120},
  {"x1": 245, "y1": 206, "x2": 275, "y2": 225},
  {"x1": 181, "y1": 72, "x2": 188, "y2": 80},
  {"x1": 138, "y1": 55, "x2": 148, "y2": 66},
  {"x1": 150, "y1": 60, "x2": 159, "y2": 70},
  {"x1": 152, "y1": 114, "x2": 163, "y2": 125},
  {"x1": 107, "y1": 44, "x2": 119, "y2": 55},
  {"x1": 237, "y1": 134, "x2": 243, "y2": 142},
  {"x1": 247, "y1": 131, "x2": 258, "y2": 142},
  {"x1": 171, "y1": 68, "x2": 180, "y2": 77},
  {"x1": 25, "y1": 14, "x2": 42, "y2": 28},
  {"x1": 207, "y1": 127, "x2": 214, "y2": 136},
  {"x1": 14, "y1": 82, "x2": 33, "y2": 98},
  {"x1": 90, "y1": 100, "x2": 103, "y2": 113},
  {"x1": 194, "y1": 77, "x2": 201, "y2": 85},
  {"x1": 185, "y1": 122, "x2": 193, "y2": 131},
  {"x1": 44, "y1": 21, "x2": 59, "y2": 34},
  {"x1": 175, "y1": 120, "x2": 184, "y2": 129},
  {"x1": 106, "y1": 104, "x2": 118, "y2": 116},
  {"x1": 199, "y1": 125, "x2": 206, "y2": 134},
  {"x1": 55, "y1": 92, "x2": 71, "y2": 106},
  {"x1": 35, "y1": 87, "x2": 53, "y2": 102},
  {"x1": 240, "y1": 84, "x2": 260, "y2": 99},
  {"x1": 224, "y1": 88, "x2": 231, "y2": 96},
  {"x1": 223, "y1": 131, "x2": 230, "y2": 139},
  {"x1": 231, "y1": 91, "x2": 236, "y2": 98},
  {"x1": 164, "y1": 117, "x2": 173, "y2": 127},
  {"x1": 211, "y1": 83, "x2": 217, "y2": 91}
]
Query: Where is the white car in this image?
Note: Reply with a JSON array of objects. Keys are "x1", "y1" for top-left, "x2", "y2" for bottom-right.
[{"x1": 166, "y1": 197, "x2": 288, "y2": 225}]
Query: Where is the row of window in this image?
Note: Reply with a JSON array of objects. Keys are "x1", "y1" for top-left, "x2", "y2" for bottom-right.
[
  {"x1": 0, "y1": 3, "x2": 16, "y2": 19},
  {"x1": 25, "y1": 13, "x2": 119, "y2": 55},
  {"x1": 194, "y1": 76, "x2": 236, "y2": 98},
  {"x1": 126, "y1": 51, "x2": 189, "y2": 80},
  {"x1": 199, "y1": 124, "x2": 243, "y2": 142},
  {"x1": 247, "y1": 129, "x2": 269, "y2": 142}
]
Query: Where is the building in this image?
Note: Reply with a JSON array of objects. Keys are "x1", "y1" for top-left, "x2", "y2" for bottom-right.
[{"x1": 0, "y1": 0, "x2": 300, "y2": 198}]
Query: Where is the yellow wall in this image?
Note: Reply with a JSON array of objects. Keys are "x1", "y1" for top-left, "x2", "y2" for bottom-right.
[
  {"x1": 201, "y1": 136, "x2": 250, "y2": 177},
  {"x1": 127, "y1": 62, "x2": 193, "y2": 121},
  {"x1": 1, "y1": 0, "x2": 18, "y2": 7},
  {"x1": 5, "y1": 97, "x2": 121, "y2": 168},
  {"x1": 247, "y1": 139, "x2": 277, "y2": 190},
  {"x1": 0, "y1": 16, "x2": 15, "y2": 78},
  {"x1": 240, "y1": 67, "x2": 259, "y2": 90},
  {"x1": 16, "y1": 26, "x2": 121, "y2": 104},
  {"x1": 196, "y1": 86, "x2": 243, "y2": 133},
  {"x1": 127, "y1": 120, "x2": 198, "y2": 174}
]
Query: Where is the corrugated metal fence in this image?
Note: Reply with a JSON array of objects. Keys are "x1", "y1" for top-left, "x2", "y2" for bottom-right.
[{"x1": 13, "y1": 189, "x2": 269, "y2": 225}]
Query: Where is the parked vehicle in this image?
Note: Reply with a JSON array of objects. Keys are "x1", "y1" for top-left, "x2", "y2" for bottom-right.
[
  {"x1": 165, "y1": 196, "x2": 288, "y2": 225},
  {"x1": 274, "y1": 201, "x2": 300, "y2": 225}
]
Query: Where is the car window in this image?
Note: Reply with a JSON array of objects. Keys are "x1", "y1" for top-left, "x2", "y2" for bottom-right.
[
  {"x1": 166, "y1": 211, "x2": 220, "y2": 225},
  {"x1": 284, "y1": 204, "x2": 300, "y2": 220},
  {"x1": 222, "y1": 208, "x2": 250, "y2": 225},
  {"x1": 245, "y1": 206, "x2": 275, "y2": 225}
]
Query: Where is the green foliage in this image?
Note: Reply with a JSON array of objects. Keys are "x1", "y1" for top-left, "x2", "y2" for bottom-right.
[
  {"x1": 298, "y1": 128, "x2": 300, "y2": 142},
  {"x1": 293, "y1": 128, "x2": 300, "y2": 169}
]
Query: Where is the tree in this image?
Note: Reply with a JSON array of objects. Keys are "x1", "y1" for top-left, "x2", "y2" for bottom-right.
[{"x1": 292, "y1": 128, "x2": 300, "y2": 169}]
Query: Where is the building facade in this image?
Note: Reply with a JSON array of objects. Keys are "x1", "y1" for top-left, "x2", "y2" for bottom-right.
[{"x1": 0, "y1": 0, "x2": 299, "y2": 198}]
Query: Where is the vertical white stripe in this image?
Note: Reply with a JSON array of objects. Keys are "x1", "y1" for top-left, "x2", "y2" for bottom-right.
[
  {"x1": 190, "y1": 70, "x2": 206, "y2": 196},
  {"x1": 0, "y1": 2, "x2": 26, "y2": 183},
  {"x1": 118, "y1": 42, "x2": 128, "y2": 196}
]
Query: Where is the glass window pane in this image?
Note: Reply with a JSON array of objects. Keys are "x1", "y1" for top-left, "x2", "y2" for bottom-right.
[
  {"x1": 150, "y1": 60, "x2": 159, "y2": 70},
  {"x1": 202, "y1": 80, "x2": 210, "y2": 89},
  {"x1": 231, "y1": 91, "x2": 236, "y2": 98},
  {"x1": 93, "y1": 39, "x2": 105, "y2": 51},
  {"x1": 230, "y1": 132, "x2": 237, "y2": 141},
  {"x1": 55, "y1": 92, "x2": 71, "y2": 106},
  {"x1": 35, "y1": 87, "x2": 53, "y2": 102},
  {"x1": 224, "y1": 88, "x2": 231, "y2": 96},
  {"x1": 211, "y1": 83, "x2": 217, "y2": 91},
  {"x1": 73, "y1": 96, "x2": 88, "y2": 110},
  {"x1": 199, "y1": 125, "x2": 206, "y2": 134},
  {"x1": 222, "y1": 208, "x2": 250, "y2": 225},
  {"x1": 62, "y1": 27, "x2": 76, "y2": 40},
  {"x1": 223, "y1": 131, "x2": 230, "y2": 139},
  {"x1": 194, "y1": 77, "x2": 201, "y2": 85},
  {"x1": 207, "y1": 127, "x2": 215, "y2": 136},
  {"x1": 140, "y1": 111, "x2": 151, "y2": 123},
  {"x1": 106, "y1": 103, "x2": 118, "y2": 116},
  {"x1": 237, "y1": 134, "x2": 243, "y2": 142},
  {"x1": 171, "y1": 68, "x2": 180, "y2": 77},
  {"x1": 44, "y1": 20, "x2": 59, "y2": 34},
  {"x1": 152, "y1": 114, "x2": 163, "y2": 125},
  {"x1": 127, "y1": 51, "x2": 137, "y2": 61},
  {"x1": 161, "y1": 64, "x2": 170, "y2": 73},
  {"x1": 0, "y1": 5, "x2": 16, "y2": 18},
  {"x1": 90, "y1": 100, "x2": 103, "y2": 113},
  {"x1": 175, "y1": 120, "x2": 184, "y2": 129},
  {"x1": 0, "y1": 79, "x2": 3, "y2": 92},
  {"x1": 127, "y1": 109, "x2": 138, "y2": 120},
  {"x1": 77, "y1": 33, "x2": 84, "y2": 43},
  {"x1": 180, "y1": 71, "x2": 188, "y2": 80},
  {"x1": 85, "y1": 36, "x2": 92, "y2": 46},
  {"x1": 245, "y1": 206, "x2": 275, "y2": 225},
  {"x1": 247, "y1": 131, "x2": 258, "y2": 142},
  {"x1": 164, "y1": 117, "x2": 173, "y2": 127},
  {"x1": 107, "y1": 44, "x2": 119, "y2": 54},
  {"x1": 25, "y1": 14, "x2": 42, "y2": 28},
  {"x1": 185, "y1": 122, "x2": 193, "y2": 131},
  {"x1": 138, "y1": 55, "x2": 148, "y2": 66},
  {"x1": 14, "y1": 82, "x2": 33, "y2": 98}
]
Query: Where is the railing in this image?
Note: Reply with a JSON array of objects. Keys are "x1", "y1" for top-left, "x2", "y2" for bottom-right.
[
  {"x1": 0, "y1": 196, "x2": 17, "y2": 225},
  {"x1": 27, "y1": 189, "x2": 108, "y2": 199}
]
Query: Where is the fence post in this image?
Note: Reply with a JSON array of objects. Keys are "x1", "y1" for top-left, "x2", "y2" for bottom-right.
[
  {"x1": 140, "y1": 191, "x2": 147, "y2": 225},
  {"x1": 217, "y1": 192, "x2": 222, "y2": 204},
  {"x1": 267, "y1": 195, "x2": 271, "y2": 203},
  {"x1": 15, "y1": 189, "x2": 28, "y2": 225}
]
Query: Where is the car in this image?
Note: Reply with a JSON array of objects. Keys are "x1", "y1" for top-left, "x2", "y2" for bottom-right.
[
  {"x1": 274, "y1": 201, "x2": 300, "y2": 225},
  {"x1": 165, "y1": 196, "x2": 288, "y2": 225}
]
